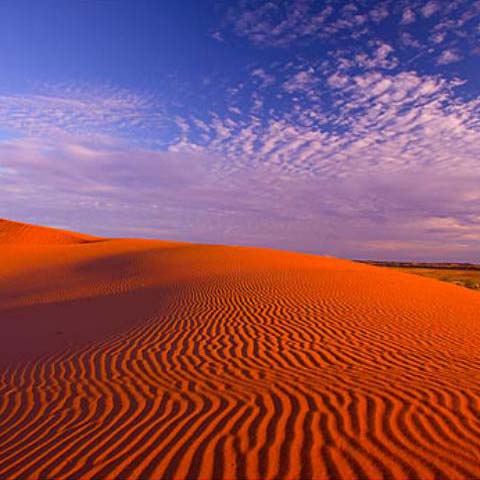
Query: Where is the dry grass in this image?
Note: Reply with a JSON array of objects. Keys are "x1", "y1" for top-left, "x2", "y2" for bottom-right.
[
  {"x1": 395, "y1": 267, "x2": 480, "y2": 290},
  {"x1": 360, "y1": 261, "x2": 480, "y2": 291}
]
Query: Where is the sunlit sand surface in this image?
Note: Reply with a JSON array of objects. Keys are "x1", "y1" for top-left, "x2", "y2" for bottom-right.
[{"x1": 0, "y1": 219, "x2": 479, "y2": 479}]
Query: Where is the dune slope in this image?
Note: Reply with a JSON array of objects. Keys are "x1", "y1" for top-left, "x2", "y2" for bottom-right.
[
  {"x1": 0, "y1": 220, "x2": 479, "y2": 479},
  {"x1": 0, "y1": 218, "x2": 98, "y2": 244}
]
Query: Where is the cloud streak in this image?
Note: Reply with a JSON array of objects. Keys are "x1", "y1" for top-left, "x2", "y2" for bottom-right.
[
  {"x1": 0, "y1": 84, "x2": 169, "y2": 146},
  {"x1": 2, "y1": 134, "x2": 479, "y2": 261}
]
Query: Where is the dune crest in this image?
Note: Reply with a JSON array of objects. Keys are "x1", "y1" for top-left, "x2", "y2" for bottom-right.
[
  {"x1": 0, "y1": 220, "x2": 479, "y2": 479},
  {"x1": 0, "y1": 218, "x2": 98, "y2": 244}
]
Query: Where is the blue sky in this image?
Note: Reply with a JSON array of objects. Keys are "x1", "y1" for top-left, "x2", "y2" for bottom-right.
[{"x1": 1, "y1": 0, "x2": 479, "y2": 260}]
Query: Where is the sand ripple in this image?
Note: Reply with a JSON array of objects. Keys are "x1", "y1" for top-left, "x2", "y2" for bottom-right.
[{"x1": 0, "y1": 224, "x2": 479, "y2": 479}]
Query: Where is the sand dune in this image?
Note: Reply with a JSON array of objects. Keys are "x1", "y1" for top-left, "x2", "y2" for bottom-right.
[
  {"x1": 0, "y1": 219, "x2": 479, "y2": 479},
  {"x1": 0, "y1": 218, "x2": 98, "y2": 245}
]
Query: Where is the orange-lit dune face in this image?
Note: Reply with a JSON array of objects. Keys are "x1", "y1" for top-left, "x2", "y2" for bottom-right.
[
  {"x1": 0, "y1": 218, "x2": 98, "y2": 245},
  {"x1": 0, "y1": 219, "x2": 479, "y2": 479}
]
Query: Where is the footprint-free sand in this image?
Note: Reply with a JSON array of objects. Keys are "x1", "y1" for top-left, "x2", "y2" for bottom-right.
[{"x1": 0, "y1": 219, "x2": 479, "y2": 479}]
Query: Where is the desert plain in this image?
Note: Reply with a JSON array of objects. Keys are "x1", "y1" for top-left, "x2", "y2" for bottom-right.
[{"x1": 0, "y1": 218, "x2": 479, "y2": 479}]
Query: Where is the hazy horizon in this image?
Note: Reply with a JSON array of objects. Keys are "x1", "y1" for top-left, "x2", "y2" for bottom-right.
[{"x1": 1, "y1": 0, "x2": 479, "y2": 261}]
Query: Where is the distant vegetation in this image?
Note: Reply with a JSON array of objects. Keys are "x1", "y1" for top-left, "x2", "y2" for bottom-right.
[{"x1": 360, "y1": 261, "x2": 480, "y2": 291}]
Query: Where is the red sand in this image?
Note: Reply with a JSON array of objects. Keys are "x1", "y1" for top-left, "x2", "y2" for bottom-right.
[{"x1": 0, "y1": 219, "x2": 479, "y2": 479}]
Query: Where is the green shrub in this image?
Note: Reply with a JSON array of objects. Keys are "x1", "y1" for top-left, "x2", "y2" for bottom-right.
[{"x1": 463, "y1": 280, "x2": 480, "y2": 290}]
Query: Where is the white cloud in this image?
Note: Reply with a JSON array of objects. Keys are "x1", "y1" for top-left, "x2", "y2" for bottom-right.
[
  {"x1": 327, "y1": 72, "x2": 350, "y2": 88},
  {"x1": 354, "y1": 43, "x2": 398, "y2": 70},
  {"x1": 224, "y1": 0, "x2": 381, "y2": 47},
  {"x1": 282, "y1": 69, "x2": 317, "y2": 93},
  {"x1": 401, "y1": 32, "x2": 422, "y2": 48},
  {"x1": 370, "y1": 3, "x2": 389, "y2": 23},
  {"x1": 421, "y1": 1, "x2": 439, "y2": 18},
  {"x1": 220, "y1": 0, "x2": 478, "y2": 76},
  {"x1": 172, "y1": 67, "x2": 480, "y2": 190},
  {"x1": 401, "y1": 8, "x2": 416, "y2": 24},
  {"x1": 251, "y1": 68, "x2": 275, "y2": 86},
  {"x1": 437, "y1": 49, "x2": 462, "y2": 64},
  {"x1": 211, "y1": 31, "x2": 224, "y2": 42},
  {"x1": 431, "y1": 31, "x2": 446, "y2": 44},
  {"x1": 3, "y1": 69, "x2": 480, "y2": 260},
  {"x1": 0, "y1": 85, "x2": 164, "y2": 144}
]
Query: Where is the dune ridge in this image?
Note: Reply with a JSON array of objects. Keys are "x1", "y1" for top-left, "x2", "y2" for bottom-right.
[
  {"x1": 0, "y1": 218, "x2": 98, "y2": 245},
  {"x1": 0, "y1": 219, "x2": 479, "y2": 479}
]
